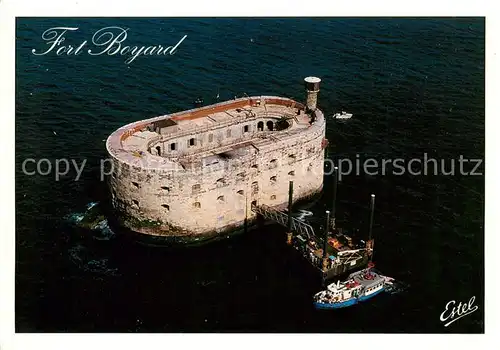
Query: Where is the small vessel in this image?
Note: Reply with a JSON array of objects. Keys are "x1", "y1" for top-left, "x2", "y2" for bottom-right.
[
  {"x1": 313, "y1": 264, "x2": 394, "y2": 309},
  {"x1": 333, "y1": 111, "x2": 353, "y2": 119}
]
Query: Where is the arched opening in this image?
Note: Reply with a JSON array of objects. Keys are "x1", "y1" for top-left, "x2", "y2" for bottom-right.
[
  {"x1": 266, "y1": 121, "x2": 274, "y2": 131},
  {"x1": 208, "y1": 134, "x2": 214, "y2": 142},
  {"x1": 243, "y1": 125, "x2": 249, "y2": 133},
  {"x1": 216, "y1": 178, "x2": 225, "y2": 188},
  {"x1": 288, "y1": 171, "x2": 295, "y2": 176},
  {"x1": 270, "y1": 195, "x2": 276, "y2": 200},
  {"x1": 132, "y1": 200, "x2": 139, "y2": 207},
  {"x1": 270, "y1": 176, "x2": 277, "y2": 184},
  {"x1": 156, "y1": 146, "x2": 161, "y2": 156},
  {"x1": 251, "y1": 164, "x2": 258, "y2": 169},
  {"x1": 161, "y1": 186, "x2": 170, "y2": 191},
  {"x1": 251, "y1": 181, "x2": 259, "y2": 194},
  {"x1": 188, "y1": 138, "x2": 195, "y2": 147},
  {"x1": 193, "y1": 202, "x2": 201, "y2": 208},
  {"x1": 276, "y1": 118, "x2": 290, "y2": 131},
  {"x1": 217, "y1": 195, "x2": 225, "y2": 202},
  {"x1": 132, "y1": 182, "x2": 139, "y2": 189},
  {"x1": 251, "y1": 200, "x2": 257, "y2": 207},
  {"x1": 192, "y1": 184, "x2": 201, "y2": 194},
  {"x1": 257, "y1": 121, "x2": 264, "y2": 131},
  {"x1": 161, "y1": 204, "x2": 170, "y2": 211},
  {"x1": 270, "y1": 159, "x2": 278, "y2": 168},
  {"x1": 170, "y1": 143, "x2": 176, "y2": 151},
  {"x1": 237, "y1": 190, "x2": 244, "y2": 195}
]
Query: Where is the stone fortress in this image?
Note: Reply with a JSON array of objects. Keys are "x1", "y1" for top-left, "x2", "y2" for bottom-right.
[{"x1": 106, "y1": 77, "x2": 327, "y2": 243}]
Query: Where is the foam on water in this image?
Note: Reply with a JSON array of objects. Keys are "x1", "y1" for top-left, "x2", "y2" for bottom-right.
[
  {"x1": 65, "y1": 212, "x2": 85, "y2": 224},
  {"x1": 65, "y1": 202, "x2": 116, "y2": 240},
  {"x1": 68, "y1": 244, "x2": 120, "y2": 276},
  {"x1": 294, "y1": 209, "x2": 314, "y2": 221},
  {"x1": 86, "y1": 201, "x2": 99, "y2": 210},
  {"x1": 93, "y1": 219, "x2": 116, "y2": 241}
]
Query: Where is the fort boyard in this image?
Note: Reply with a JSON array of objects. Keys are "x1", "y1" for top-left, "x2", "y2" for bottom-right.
[{"x1": 106, "y1": 77, "x2": 327, "y2": 244}]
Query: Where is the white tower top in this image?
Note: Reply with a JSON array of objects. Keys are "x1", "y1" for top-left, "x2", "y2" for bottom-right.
[{"x1": 304, "y1": 76, "x2": 321, "y2": 84}]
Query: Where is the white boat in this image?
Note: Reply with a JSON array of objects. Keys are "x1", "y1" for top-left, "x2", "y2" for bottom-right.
[
  {"x1": 313, "y1": 264, "x2": 394, "y2": 309},
  {"x1": 333, "y1": 111, "x2": 353, "y2": 119}
]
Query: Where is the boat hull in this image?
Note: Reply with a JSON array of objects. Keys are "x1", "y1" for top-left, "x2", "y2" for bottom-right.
[
  {"x1": 358, "y1": 287, "x2": 384, "y2": 301},
  {"x1": 314, "y1": 298, "x2": 357, "y2": 309},
  {"x1": 314, "y1": 287, "x2": 385, "y2": 309}
]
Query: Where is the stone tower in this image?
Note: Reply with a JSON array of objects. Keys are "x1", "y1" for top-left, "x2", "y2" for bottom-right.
[{"x1": 304, "y1": 76, "x2": 321, "y2": 111}]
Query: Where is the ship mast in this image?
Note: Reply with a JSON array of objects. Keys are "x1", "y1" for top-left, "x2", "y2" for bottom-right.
[
  {"x1": 330, "y1": 166, "x2": 338, "y2": 231},
  {"x1": 367, "y1": 194, "x2": 376, "y2": 264}
]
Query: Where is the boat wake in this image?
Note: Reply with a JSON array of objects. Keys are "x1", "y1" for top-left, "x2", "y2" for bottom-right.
[
  {"x1": 371, "y1": 268, "x2": 409, "y2": 294},
  {"x1": 68, "y1": 244, "x2": 120, "y2": 277},
  {"x1": 65, "y1": 212, "x2": 85, "y2": 224},
  {"x1": 65, "y1": 202, "x2": 116, "y2": 241},
  {"x1": 92, "y1": 219, "x2": 116, "y2": 241},
  {"x1": 384, "y1": 279, "x2": 410, "y2": 295},
  {"x1": 294, "y1": 209, "x2": 314, "y2": 221}
]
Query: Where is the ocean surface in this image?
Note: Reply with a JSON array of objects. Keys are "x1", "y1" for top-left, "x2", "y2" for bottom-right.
[{"x1": 15, "y1": 18, "x2": 484, "y2": 333}]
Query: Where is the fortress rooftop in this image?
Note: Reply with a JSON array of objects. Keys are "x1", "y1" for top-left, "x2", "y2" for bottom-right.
[{"x1": 106, "y1": 96, "x2": 325, "y2": 170}]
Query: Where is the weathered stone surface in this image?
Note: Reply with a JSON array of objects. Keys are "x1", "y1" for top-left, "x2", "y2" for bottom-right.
[{"x1": 106, "y1": 95, "x2": 326, "y2": 240}]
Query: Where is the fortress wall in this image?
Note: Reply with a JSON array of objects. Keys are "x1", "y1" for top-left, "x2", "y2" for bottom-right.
[
  {"x1": 108, "y1": 118, "x2": 325, "y2": 237},
  {"x1": 154, "y1": 117, "x2": 284, "y2": 157}
]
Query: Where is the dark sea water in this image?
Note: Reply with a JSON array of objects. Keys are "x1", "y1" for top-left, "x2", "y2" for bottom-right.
[{"x1": 15, "y1": 18, "x2": 484, "y2": 333}]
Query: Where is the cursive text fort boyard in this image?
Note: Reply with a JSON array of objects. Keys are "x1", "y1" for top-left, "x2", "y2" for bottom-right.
[{"x1": 31, "y1": 27, "x2": 187, "y2": 64}]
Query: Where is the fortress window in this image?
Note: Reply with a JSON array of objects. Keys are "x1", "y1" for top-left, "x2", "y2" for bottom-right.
[
  {"x1": 288, "y1": 171, "x2": 295, "y2": 176},
  {"x1": 208, "y1": 133, "x2": 214, "y2": 142},
  {"x1": 251, "y1": 181, "x2": 259, "y2": 194},
  {"x1": 270, "y1": 159, "x2": 278, "y2": 168},
  {"x1": 132, "y1": 200, "x2": 139, "y2": 206},
  {"x1": 243, "y1": 125, "x2": 249, "y2": 133},
  {"x1": 276, "y1": 119, "x2": 290, "y2": 131},
  {"x1": 251, "y1": 200, "x2": 257, "y2": 207},
  {"x1": 288, "y1": 154, "x2": 296, "y2": 163},
  {"x1": 270, "y1": 195, "x2": 276, "y2": 200},
  {"x1": 307, "y1": 163, "x2": 313, "y2": 172},
  {"x1": 226, "y1": 129, "x2": 232, "y2": 138},
  {"x1": 237, "y1": 190, "x2": 244, "y2": 195},
  {"x1": 161, "y1": 204, "x2": 170, "y2": 211},
  {"x1": 236, "y1": 172, "x2": 245, "y2": 181},
  {"x1": 257, "y1": 121, "x2": 264, "y2": 131},
  {"x1": 251, "y1": 164, "x2": 258, "y2": 169},
  {"x1": 193, "y1": 202, "x2": 201, "y2": 208},
  {"x1": 132, "y1": 182, "x2": 139, "y2": 189},
  {"x1": 156, "y1": 146, "x2": 161, "y2": 156},
  {"x1": 216, "y1": 178, "x2": 225, "y2": 187},
  {"x1": 192, "y1": 184, "x2": 201, "y2": 194},
  {"x1": 217, "y1": 195, "x2": 225, "y2": 202},
  {"x1": 266, "y1": 121, "x2": 274, "y2": 131},
  {"x1": 188, "y1": 138, "x2": 195, "y2": 147},
  {"x1": 270, "y1": 176, "x2": 277, "y2": 184},
  {"x1": 161, "y1": 186, "x2": 170, "y2": 192},
  {"x1": 170, "y1": 142, "x2": 177, "y2": 151}
]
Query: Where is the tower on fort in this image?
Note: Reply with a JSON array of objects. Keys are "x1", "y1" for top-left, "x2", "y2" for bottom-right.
[{"x1": 304, "y1": 76, "x2": 321, "y2": 112}]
